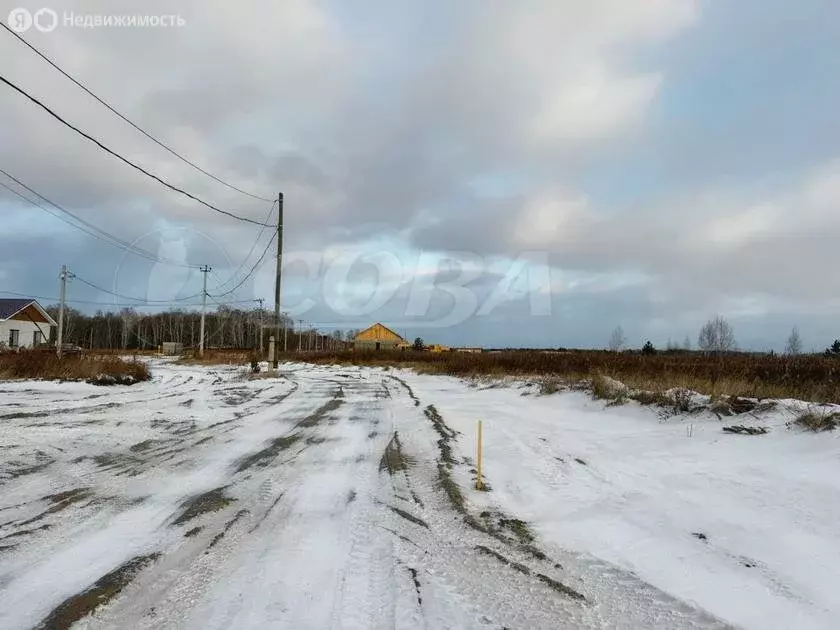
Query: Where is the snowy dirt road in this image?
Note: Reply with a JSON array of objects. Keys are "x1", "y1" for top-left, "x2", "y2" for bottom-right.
[{"x1": 1, "y1": 361, "x2": 835, "y2": 629}]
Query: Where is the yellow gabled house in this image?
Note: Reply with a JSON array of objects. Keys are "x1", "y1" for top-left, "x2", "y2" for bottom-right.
[{"x1": 353, "y1": 323, "x2": 406, "y2": 351}]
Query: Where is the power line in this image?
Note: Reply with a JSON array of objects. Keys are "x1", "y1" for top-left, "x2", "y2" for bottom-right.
[
  {"x1": 212, "y1": 198, "x2": 279, "y2": 297},
  {"x1": 0, "y1": 74, "x2": 276, "y2": 227},
  {"x1": 209, "y1": 268, "x2": 244, "y2": 303},
  {"x1": 206, "y1": 292, "x2": 232, "y2": 310},
  {"x1": 73, "y1": 274, "x2": 203, "y2": 303},
  {"x1": 0, "y1": 289, "x2": 257, "y2": 308},
  {"x1": 0, "y1": 289, "x2": 250, "y2": 308},
  {"x1": 211, "y1": 230, "x2": 278, "y2": 299},
  {"x1": 213, "y1": 199, "x2": 277, "y2": 290},
  {"x1": 2, "y1": 168, "x2": 277, "y2": 277},
  {"x1": 0, "y1": 169, "x2": 197, "y2": 268},
  {"x1": 1, "y1": 23, "x2": 273, "y2": 203}
]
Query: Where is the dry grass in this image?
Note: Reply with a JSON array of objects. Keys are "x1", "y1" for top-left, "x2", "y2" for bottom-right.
[
  {"x1": 591, "y1": 374, "x2": 628, "y2": 403},
  {"x1": 304, "y1": 350, "x2": 840, "y2": 404},
  {"x1": 175, "y1": 348, "x2": 255, "y2": 365},
  {"x1": 793, "y1": 410, "x2": 838, "y2": 432},
  {"x1": 0, "y1": 351, "x2": 151, "y2": 384},
  {"x1": 90, "y1": 348, "x2": 159, "y2": 356},
  {"x1": 537, "y1": 376, "x2": 564, "y2": 395}
]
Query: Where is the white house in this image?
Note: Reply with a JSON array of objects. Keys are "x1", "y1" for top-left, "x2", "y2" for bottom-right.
[{"x1": 0, "y1": 298, "x2": 57, "y2": 350}]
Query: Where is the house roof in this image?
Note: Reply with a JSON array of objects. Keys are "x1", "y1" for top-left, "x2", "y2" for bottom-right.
[
  {"x1": 0, "y1": 299, "x2": 33, "y2": 320},
  {"x1": 0, "y1": 298, "x2": 57, "y2": 325},
  {"x1": 354, "y1": 322, "x2": 405, "y2": 342}
]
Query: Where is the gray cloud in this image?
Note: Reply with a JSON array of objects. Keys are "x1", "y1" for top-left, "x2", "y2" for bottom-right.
[{"x1": 1, "y1": 0, "x2": 837, "y2": 348}]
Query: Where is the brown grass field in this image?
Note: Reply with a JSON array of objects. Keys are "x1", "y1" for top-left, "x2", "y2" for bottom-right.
[
  {"x1": 6, "y1": 345, "x2": 837, "y2": 403},
  {"x1": 175, "y1": 348, "x2": 256, "y2": 365},
  {"x1": 0, "y1": 351, "x2": 151, "y2": 383},
  {"x1": 299, "y1": 350, "x2": 840, "y2": 404}
]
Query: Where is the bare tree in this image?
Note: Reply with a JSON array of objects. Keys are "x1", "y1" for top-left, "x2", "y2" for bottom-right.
[
  {"x1": 697, "y1": 315, "x2": 736, "y2": 353},
  {"x1": 344, "y1": 329, "x2": 359, "y2": 342},
  {"x1": 43, "y1": 305, "x2": 292, "y2": 351},
  {"x1": 683, "y1": 334, "x2": 692, "y2": 351},
  {"x1": 608, "y1": 326, "x2": 626, "y2": 352},
  {"x1": 785, "y1": 327, "x2": 802, "y2": 355}
]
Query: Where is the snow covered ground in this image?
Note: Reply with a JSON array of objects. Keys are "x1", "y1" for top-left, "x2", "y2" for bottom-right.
[{"x1": 0, "y1": 360, "x2": 837, "y2": 629}]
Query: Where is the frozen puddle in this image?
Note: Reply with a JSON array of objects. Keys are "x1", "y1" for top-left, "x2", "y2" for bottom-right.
[{"x1": 1, "y1": 361, "x2": 837, "y2": 629}]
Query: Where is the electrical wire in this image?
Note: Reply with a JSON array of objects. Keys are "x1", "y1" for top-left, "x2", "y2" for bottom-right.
[
  {"x1": 213, "y1": 199, "x2": 277, "y2": 290},
  {"x1": 210, "y1": 230, "x2": 277, "y2": 299},
  {"x1": 73, "y1": 275, "x2": 203, "y2": 303},
  {"x1": 0, "y1": 74, "x2": 276, "y2": 227},
  {"x1": 209, "y1": 269, "x2": 239, "y2": 302},
  {"x1": 1, "y1": 23, "x2": 274, "y2": 203},
  {"x1": 206, "y1": 292, "x2": 228, "y2": 310},
  {"x1": 0, "y1": 289, "x2": 251, "y2": 308},
  {"x1": 0, "y1": 289, "x2": 257, "y2": 308},
  {"x1": 0, "y1": 170, "x2": 198, "y2": 268}
]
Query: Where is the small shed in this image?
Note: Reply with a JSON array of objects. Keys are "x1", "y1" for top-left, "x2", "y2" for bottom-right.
[
  {"x1": 353, "y1": 323, "x2": 405, "y2": 351},
  {"x1": 161, "y1": 342, "x2": 184, "y2": 356}
]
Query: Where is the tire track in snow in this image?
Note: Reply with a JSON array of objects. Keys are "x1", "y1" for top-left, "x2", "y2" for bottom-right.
[
  {"x1": 2, "y1": 362, "x2": 736, "y2": 629},
  {"x1": 60, "y1": 371, "x2": 378, "y2": 629},
  {"x1": 0, "y1": 364, "x2": 307, "y2": 629},
  {"x1": 382, "y1": 372, "x2": 733, "y2": 629}
]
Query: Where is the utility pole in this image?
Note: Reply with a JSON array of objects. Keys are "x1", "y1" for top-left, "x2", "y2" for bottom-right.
[
  {"x1": 283, "y1": 313, "x2": 288, "y2": 352},
  {"x1": 273, "y1": 192, "x2": 284, "y2": 368},
  {"x1": 298, "y1": 319, "x2": 303, "y2": 352},
  {"x1": 257, "y1": 298, "x2": 264, "y2": 356},
  {"x1": 310, "y1": 326, "x2": 314, "y2": 352},
  {"x1": 56, "y1": 264, "x2": 73, "y2": 357},
  {"x1": 199, "y1": 265, "x2": 211, "y2": 357}
]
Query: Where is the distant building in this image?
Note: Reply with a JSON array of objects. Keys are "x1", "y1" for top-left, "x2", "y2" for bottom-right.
[
  {"x1": 0, "y1": 298, "x2": 56, "y2": 350},
  {"x1": 353, "y1": 323, "x2": 405, "y2": 351},
  {"x1": 161, "y1": 342, "x2": 184, "y2": 356},
  {"x1": 455, "y1": 347, "x2": 483, "y2": 353},
  {"x1": 428, "y1": 344, "x2": 451, "y2": 353}
]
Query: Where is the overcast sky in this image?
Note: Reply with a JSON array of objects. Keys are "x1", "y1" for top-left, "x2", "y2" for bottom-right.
[{"x1": 1, "y1": 0, "x2": 839, "y2": 350}]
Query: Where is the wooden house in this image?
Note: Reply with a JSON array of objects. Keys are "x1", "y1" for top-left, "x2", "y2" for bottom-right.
[{"x1": 353, "y1": 323, "x2": 405, "y2": 351}]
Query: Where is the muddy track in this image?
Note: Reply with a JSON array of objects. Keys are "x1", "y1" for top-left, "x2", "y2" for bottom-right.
[
  {"x1": 380, "y1": 411, "x2": 588, "y2": 612},
  {"x1": 379, "y1": 380, "x2": 731, "y2": 628},
  {"x1": 34, "y1": 553, "x2": 161, "y2": 630},
  {"x1": 295, "y1": 396, "x2": 343, "y2": 429}
]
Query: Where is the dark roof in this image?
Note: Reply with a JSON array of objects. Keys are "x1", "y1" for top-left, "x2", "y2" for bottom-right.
[{"x1": 0, "y1": 298, "x2": 35, "y2": 320}]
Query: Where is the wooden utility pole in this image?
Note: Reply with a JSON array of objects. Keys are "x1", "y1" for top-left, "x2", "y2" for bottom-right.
[
  {"x1": 56, "y1": 264, "x2": 72, "y2": 357},
  {"x1": 199, "y1": 265, "x2": 211, "y2": 357},
  {"x1": 257, "y1": 298, "x2": 264, "y2": 356},
  {"x1": 298, "y1": 319, "x2": 303, "y2": 352},
  {"x1": 273, "y1": 192, "x2": 284, "y2": 368}
]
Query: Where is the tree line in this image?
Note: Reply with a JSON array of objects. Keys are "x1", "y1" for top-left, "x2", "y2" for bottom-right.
[
  {"x1": 612, "y1": 316, "x2": 839, "y2": 356},
  {"x1": 44, "y1": 305, "x2": 355, "y2": 352}
]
